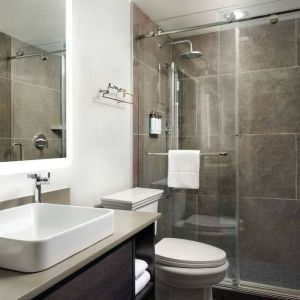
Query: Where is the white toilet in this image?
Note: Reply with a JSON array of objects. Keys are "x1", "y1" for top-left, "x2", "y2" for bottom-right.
[{"x1": 102, "y1": 187, "x2": 229, "y2": 300}]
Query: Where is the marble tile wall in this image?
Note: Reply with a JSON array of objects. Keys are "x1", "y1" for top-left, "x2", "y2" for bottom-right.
[{"x1": 0, "y1": 34, "x2": 63, "y2": 161}]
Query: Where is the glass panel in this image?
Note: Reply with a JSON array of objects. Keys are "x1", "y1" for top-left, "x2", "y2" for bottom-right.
[
  {"x1": 237, "y1": 11, "x2": 300, "y2": 291},
  {"x1": 168, "y1": 23, "x2": 238, "y2": 285}
]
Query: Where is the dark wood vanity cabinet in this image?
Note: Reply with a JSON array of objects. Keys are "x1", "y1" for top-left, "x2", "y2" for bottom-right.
[{"x1": 36, "y1": 224, "x2": 155, "y2": 300}]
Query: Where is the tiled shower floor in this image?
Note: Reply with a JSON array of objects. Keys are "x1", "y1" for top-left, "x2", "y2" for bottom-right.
[{"x1": 227, "y1": 258, "x2": 300, "y2": 291}]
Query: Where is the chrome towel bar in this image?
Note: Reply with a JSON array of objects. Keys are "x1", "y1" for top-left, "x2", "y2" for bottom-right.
[{"x1": 146, "y1": 152, "x2": 228, "y2": 156}]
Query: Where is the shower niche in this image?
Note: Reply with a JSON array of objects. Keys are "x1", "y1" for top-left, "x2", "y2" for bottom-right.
[{"x1": 0, "y1": 0, "x2": 67, "y2": 163}]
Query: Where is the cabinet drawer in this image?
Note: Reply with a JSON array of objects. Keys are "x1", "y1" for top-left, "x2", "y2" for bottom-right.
[{"x1": 37, "y1": 240, "x2": 133, "y2": 300}]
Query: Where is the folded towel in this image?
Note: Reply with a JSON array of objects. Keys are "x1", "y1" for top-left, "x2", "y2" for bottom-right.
[
  {"x1": 168, "y1": 150, "x2": 200, "y2": 189},
  {"x1": 135, "y1": 259, "x2": 148, "y2": 279},
  {"x1": 135, "y1": 270, "x2": 151, "y2": 295}
]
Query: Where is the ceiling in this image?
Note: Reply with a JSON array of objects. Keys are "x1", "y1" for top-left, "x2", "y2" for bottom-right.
[
  {"x1": 133, "y1": 0, "x2": 300, "y2": 37},
  {"x1": 0, "y1": 0, "x2": 65, "y2": 48},
  {"x1": 132, "y1": 0, "x2": 298, "y2": 21}
]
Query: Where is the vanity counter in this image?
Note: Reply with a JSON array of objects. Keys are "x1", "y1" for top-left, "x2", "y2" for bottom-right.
[{"x1": 0, "y1": 210, "x2": 160, "y2": 300}]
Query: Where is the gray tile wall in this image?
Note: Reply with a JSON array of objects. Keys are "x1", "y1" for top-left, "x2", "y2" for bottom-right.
[
  {"x1": 133, "y1": 5, "x2": 300, "y2": 288},
  {"x1": 0, "y1": 32, "x2": 11, "y2": 161},
  {"x1": 132, "y1": 3, "x2": 172, "y2": 240},
  {"x1": 10, "y1": 38, "x2": 63, "y2": 160},
  {"x1": 238, "y1": 19, "x2": 300, "y2": 277},
  {"x1": 0, "y1": 34, "x2": 63, "y2": 161}
]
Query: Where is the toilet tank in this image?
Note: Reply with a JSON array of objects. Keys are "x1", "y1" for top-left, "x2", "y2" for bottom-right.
[
  {"x1": 134, "y1": 200, "x2": 158, "y2": 213},
  {"x1": 101, "y1": 187, "x2": 164, "y2": 212}
]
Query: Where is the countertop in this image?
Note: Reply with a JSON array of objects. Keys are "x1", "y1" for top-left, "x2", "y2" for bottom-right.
[{"x1": 0, "y1": 210, "x2": 161, "y2": 300}]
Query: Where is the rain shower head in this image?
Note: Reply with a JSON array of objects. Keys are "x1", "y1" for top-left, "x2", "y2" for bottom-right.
[
  {"x1": 181, "y1": 50, "x2": 202, "y2": 59},
  {"x1": 159, "y1": 39, "x2": 203, "y2": 59}
]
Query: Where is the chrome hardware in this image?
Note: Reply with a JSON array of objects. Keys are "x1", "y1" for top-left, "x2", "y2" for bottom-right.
[
  {"x1": 16, "y1": 49, "x2": 24, "y2": 57},
  {"x1": 138, "y1": 8, "x2": 300, "y2": 39},
  {"x1": 98, "y1": 82, "x2": 133, "y2": 104},
  {"x1": 27, "y1": 172, "x2": 51, "y2": 203},
  {"x1": 165, "y1": 128, "x2": 172, "y2": 135},
  {"x1": 146, "y1": 152, "x2": 228, "y2": 156},
  {"x1": 269, "y1": 14, "x2": 279, "y2": 24},
  {"x1": 8, "y1": 49, "x2": 66, "y2": 60},
  {"x1": 33, "y1": 133, "x2": 48, "y2": 150}
]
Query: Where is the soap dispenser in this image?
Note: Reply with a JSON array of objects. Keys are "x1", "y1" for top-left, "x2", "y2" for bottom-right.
[
  {"x1": 157, "y1": 114, "x2": 162, "y2": 134},
  {"x1": 149, "y1": 110, "x2": 156, "y2": 135}
]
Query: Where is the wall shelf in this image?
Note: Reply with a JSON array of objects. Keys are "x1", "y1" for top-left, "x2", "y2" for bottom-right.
[
  {"x1": 51, "y1": 126, "x2": 65, "y2": 132},
  {"x1": 98, "y1": 82, "x2": 133, "y2": 105}
]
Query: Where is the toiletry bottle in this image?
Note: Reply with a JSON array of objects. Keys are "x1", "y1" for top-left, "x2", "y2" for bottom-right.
[
  {"x1": 155, "y1": 112, "x2": 159, "y2": 134},
  {"x1": 158, "y1": 114, "x2": 162, "y2": 134},
  {"x1": 149, "y1": 110, "x2": 156, "y2": 135}
]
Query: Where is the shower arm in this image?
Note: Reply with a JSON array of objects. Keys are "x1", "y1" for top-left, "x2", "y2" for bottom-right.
[{"x1": 159, "y1": 40, "x2": 193, "y2": 51}]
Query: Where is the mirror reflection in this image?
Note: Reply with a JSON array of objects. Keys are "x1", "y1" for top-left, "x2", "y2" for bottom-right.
[{"x1": 0, "y1": 0, "x2": 66, "y2": 162}]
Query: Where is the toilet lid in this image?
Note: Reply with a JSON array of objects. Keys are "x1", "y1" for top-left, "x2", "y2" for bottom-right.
[
  {"x1": 102, "y1": 187, "x2": 163, "y2": 209},
  {"x1": 155, "y1": 238, "x2": 227, "y2": 268}
]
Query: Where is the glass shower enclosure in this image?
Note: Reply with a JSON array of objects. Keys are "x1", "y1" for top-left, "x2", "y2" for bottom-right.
[{"x1": 132, "y1": 1, "x2": 300, "y2": 299}]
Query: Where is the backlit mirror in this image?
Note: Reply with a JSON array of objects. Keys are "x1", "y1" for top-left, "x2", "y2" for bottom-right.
[{"x1": 0, "y1": 0, "x2": 67, "y2": 163}]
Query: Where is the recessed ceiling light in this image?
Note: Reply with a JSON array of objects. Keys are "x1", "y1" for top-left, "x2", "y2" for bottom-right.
[
  {"x1": 233, "y1": 10, "x2": 247, "y2": 20},
  {"x1": 224, "y1": 10, "x2": 248, "y2": 21}
]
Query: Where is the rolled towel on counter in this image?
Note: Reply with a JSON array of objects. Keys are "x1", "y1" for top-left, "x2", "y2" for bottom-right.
[
  {"x1": 168, "y1": 150, "x2": 200, "y2": 189},
  {"x1": 135, "y1": 259, "x2": 148, "y2": 279},
  {"x1": 135, "y1": 270, "x2": 151, "y2": 295}
]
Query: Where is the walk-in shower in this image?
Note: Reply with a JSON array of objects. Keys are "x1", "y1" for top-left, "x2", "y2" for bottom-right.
[{"x1": 132, "y1": 1, "x2": 300, "y2": 299}]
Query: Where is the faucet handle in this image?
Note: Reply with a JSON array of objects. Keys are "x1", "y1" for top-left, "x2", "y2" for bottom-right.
[
  {"x1": 41, "y1": 172, "x2": 51, "y2": 184},
  {"x1": 27, "y1": 172, "x2": 50, "y2": 184},
  {"x1": 27, "y1": 173, "x2": 38, "y2": 179}
]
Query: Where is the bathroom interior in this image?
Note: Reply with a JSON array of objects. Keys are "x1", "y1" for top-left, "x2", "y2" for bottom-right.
[{"x1": 0, "y1": 0, "x2": 299, "y2": 299}]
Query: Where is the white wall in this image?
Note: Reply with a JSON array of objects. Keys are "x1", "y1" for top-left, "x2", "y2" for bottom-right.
[{"x1": 0, "y1": 0, "x2": 132, "y2": 207}]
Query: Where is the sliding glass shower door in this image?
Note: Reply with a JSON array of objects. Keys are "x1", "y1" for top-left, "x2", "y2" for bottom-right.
[{"x1": 167, "y1": 28, "x2": 239, "y2": 286}]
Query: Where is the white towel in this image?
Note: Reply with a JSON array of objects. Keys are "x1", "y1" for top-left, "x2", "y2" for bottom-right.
[
  {"x1": 135, "y1": 270, "x2": 151, "y2": 295},
  {"x1": 135, "y1": 259, "x2": 148, "y2": 279},
  {"x1": 168, "y1": 150, "x2": 200, "y2": 189}
]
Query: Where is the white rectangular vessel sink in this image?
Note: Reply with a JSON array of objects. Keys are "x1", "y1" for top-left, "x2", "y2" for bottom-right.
[{"x1": 0, "y1": 203, "x2": 114, "y2": 272}]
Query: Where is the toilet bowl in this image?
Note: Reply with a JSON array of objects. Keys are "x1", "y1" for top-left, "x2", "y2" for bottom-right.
[{"x1": 102, "y1": 188, "x2": 229, "y2": 300}]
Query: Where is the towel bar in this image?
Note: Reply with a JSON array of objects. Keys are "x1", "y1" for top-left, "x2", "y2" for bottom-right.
[{"x1": 146, "y1": 152, "x2": 228, "y2": 156}]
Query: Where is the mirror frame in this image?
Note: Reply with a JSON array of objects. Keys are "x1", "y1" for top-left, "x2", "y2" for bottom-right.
[{"x1": 0, "y1": 0, "x2": 73, "y2": 175}]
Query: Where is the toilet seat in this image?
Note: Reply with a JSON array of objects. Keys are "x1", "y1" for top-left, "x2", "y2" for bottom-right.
[
  {"x1": 155, "y1": 238, "x2": 227, "y2": 268},
  {"x1": 156, "y1": 260, "x2": 229, "y2": 289},
  {"x1": 155, "y1": 238, "x2": 229, "y2": 290}
]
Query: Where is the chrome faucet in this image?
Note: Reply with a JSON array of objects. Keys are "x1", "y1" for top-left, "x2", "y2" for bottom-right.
[{"x1": 27, "y1": 172, "x2": 51, "y2": 203}]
